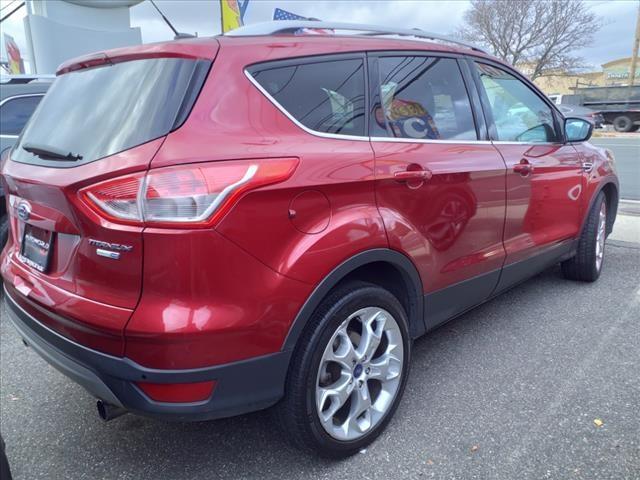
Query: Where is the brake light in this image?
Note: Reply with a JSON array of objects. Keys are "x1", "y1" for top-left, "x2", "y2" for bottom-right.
[{"x1": 79, "y1": 158, "x2": 298, "y2": 227}]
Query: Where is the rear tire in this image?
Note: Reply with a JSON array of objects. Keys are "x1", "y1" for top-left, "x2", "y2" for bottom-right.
[
  {"x1": 561, "y1": 192, "x2": 607, "y2": 282},
  {"x1": 275, "y1": 281, "x2": 411, "y2": 458},
  {"x1": 612, "y1": 115, "x2": 633, "y2": 132}
]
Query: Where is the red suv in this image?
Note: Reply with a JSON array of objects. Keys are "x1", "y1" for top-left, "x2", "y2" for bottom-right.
[{"x1": 1, "y1": 22, "x2": 619, "y2": 457}]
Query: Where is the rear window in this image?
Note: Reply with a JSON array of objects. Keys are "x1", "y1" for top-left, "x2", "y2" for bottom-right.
[
  {"x1": 12, "y1": 57, "x2": 210, "y2": 167},
  {"x1": 248, "y1": 57, "x2": 366, "y2": 137}
]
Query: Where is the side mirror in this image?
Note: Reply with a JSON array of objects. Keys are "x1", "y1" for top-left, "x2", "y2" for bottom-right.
[{"x1": 565, "y1": 117, "x2": 593, "y2": 143}]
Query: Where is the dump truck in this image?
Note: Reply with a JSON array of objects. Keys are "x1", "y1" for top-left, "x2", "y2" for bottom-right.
[{"x1": 549, "y1": 85, "x2": 640, "y2": 132}]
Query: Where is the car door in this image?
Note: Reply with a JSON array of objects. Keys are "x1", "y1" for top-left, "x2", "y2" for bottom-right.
[
  {"x1": 369, "y1": 53, "x2": 507, "y2": 329},
  {"x1": 470, "y1": 61, "x2": 584, "y2": 291}
]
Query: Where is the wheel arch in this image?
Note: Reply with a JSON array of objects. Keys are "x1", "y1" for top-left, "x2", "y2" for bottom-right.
[
  {"x1": 582, "y1": 179, "x2": 618, "y2": 237},
  {"x1": 281, "y1": 249, "x2": 425, "y2": 355},
  {"x1": 600, "y1": 181, "x2": 619, "y2": 235}
]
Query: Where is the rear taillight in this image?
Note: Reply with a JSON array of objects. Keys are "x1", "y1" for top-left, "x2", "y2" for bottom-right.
[
  {"x1": 84, "y1": 172, "x2": 145, "y2": 222},
  {"x1": 79, "y1": 158, "x2": 298, "y2": 228}
]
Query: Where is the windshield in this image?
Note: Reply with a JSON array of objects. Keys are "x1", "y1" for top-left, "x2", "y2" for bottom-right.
[{"x1": 12, "y1": 57, "x2": 210, "y2": 167}]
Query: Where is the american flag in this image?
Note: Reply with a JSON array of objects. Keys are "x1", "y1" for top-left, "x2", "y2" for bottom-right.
[
  {"x1": 273, "y1": 8, "x2": 308, "y2": 21},
  {"x1": 272, "y1": 8, "x2": 332, "y2": 35}
]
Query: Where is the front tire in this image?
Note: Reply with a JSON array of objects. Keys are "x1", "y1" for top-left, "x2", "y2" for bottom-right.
[
  {"x1": 276, "y1": 281, "x2": 411, "y2": 458},
  {"x1": 562, "y1": 192, "x2": 607, "y2": 282}
]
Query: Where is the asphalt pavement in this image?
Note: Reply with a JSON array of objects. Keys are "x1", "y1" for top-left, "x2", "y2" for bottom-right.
[
  {"x1": 591, "y1": 136, "x2": 639, "y2": 201},
  {"x1": 1, "y1": 223, "x2": 639, "y2": 479}
]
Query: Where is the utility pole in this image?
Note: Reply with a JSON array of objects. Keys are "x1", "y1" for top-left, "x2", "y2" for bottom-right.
[{"x1": 630, "y1": 1, "x2": 640, "y2": 86}]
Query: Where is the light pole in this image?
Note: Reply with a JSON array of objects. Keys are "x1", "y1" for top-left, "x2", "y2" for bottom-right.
[{"x1": 630, "y1": 2, "x2": 640, "y2": 86}]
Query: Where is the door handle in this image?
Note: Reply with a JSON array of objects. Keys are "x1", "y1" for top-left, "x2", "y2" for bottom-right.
[
  {"x1": 394, "y1": 169, "x2": 433, "y2": 182},
  {"x1": 513, "y1": 159, "x2": 533, "y2": 176}
]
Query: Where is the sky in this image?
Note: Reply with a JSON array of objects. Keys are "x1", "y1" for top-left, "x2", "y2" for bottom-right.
[{"x1": 0, "y1": 0, "x2": 637, "y2": 72}]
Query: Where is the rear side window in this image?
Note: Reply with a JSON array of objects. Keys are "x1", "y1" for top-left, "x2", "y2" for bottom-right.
[
  {"x1": 372, "y1": 56, "x2": 477, "y2": 140},
  {"x1": 249, "y1": 58, "x2": 366, "y2": 137},
  {"x1": 12, "y1": 57, "x2": 210, "y2": 167},
  {"x1": 475, "y1": 63, "x2": 558, "y2": 143},
  {"x1": 0, "y1": 95, "x2": 43, "y2": 135}
]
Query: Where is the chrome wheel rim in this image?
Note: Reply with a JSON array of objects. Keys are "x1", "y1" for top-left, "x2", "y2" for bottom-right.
[
  {"x1": 315, "y1": 307, "x2": 404, "y2": 441},
  {"x1": 595, "y1": 202, "x2": 606, "y2": 271}
]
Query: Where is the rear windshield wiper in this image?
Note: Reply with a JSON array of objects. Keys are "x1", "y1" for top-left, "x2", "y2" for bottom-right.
[{"x1": 22, "y1": 142, "x2": 83, "y2": 161}]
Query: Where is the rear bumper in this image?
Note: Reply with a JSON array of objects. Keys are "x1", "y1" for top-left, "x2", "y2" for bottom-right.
[{"x1": 3, "y1": 284, "x2": 289, "y2": 421}]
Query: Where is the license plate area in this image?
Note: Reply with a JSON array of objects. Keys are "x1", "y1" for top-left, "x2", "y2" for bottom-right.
[{"x1": 20, "y1": 224, "x2": 54, "y2": 273}]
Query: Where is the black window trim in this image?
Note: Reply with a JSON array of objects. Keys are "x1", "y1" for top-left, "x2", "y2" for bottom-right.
[
  {"x1": 464, "y1": 56, "x2": 567, "y2": 144},
  {"x1": 0, "y1": 93, "x2": 45, "y2": 138},
  {"x1": 245, "y1": 52, "x2": 371, "y2": 141}
]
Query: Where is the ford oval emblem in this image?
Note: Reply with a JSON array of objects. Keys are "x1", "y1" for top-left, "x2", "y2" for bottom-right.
[{"x1": 17, "y1": 201, "x2": 32, "y2": 221}]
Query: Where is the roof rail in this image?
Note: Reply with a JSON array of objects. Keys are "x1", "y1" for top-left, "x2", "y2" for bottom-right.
[{"x1": 225, "y1": 20, "x2": 486, "y2": 53}]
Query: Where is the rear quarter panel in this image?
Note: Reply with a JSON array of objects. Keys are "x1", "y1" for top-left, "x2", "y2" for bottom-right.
[{"x1": 152, "y1": 37, "x2": 388, "y2": 286}]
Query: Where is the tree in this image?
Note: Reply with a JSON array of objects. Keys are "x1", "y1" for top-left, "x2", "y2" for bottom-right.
[{"x1": 459, "y1": 0, "x2": 602, "y2": 80}]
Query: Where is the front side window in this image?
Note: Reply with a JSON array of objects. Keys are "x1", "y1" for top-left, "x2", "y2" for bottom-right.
[
  {"x1": 0, "y1": 95, "x2": 43, "y2": 136},
  {"x1": 476, "y1": 63, "x2": 558, "y2": 143},
  {"x1": 372, "y1": 56, "x2": 477, "y2": 140},
  {"x1": 249, "y1": 58, "x2": 365, "y2": 137}
]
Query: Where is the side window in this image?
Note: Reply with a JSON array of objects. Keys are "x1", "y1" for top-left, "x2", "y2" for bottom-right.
[
  {"x1": 476, "y1": 63, "x2": 558, "y2": 143},
  {"x1": 0, "y1": 95, "x2": 43, "y2": 136},
  {"x1": 250, "y1": 58, "x2": 365, "y2": 136},
  {"x1": 372, "y1": 56, "x2": 477, "y2": 140}
]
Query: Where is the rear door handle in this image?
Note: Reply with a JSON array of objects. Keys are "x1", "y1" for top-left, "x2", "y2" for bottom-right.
[
  {"x1": 582, "y1": 162, "x2": 594, "y2": 172},
  {"x1": 394, "y1": 169, "x2": 433, "y2": 181},
  {"x1": 513, "y1": 159, "x2": 533, "y2": 176}
]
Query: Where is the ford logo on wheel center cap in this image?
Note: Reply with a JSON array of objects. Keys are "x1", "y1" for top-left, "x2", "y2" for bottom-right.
[{"x1": 17, "y1": 201, "x2": 32, "y2": 221}]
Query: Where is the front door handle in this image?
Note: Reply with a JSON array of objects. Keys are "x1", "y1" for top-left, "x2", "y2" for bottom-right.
[{"x1": 513, "y1": 159, "x2": 533, "y2": 176}]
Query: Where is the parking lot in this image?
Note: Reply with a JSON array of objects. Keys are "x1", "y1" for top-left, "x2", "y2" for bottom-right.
[{"x1": 1, "y1": 217, "x2": 639, "y2": 479}]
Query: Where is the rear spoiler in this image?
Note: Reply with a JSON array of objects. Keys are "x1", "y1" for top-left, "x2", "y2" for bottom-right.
[{"x1": 56, "y1": 37, "x2": 219, "y2": 75}]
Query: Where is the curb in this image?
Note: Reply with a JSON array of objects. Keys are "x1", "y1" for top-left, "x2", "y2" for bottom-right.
[{"x1": 619, "y1": 200, "x2": 640, "y2": 217}]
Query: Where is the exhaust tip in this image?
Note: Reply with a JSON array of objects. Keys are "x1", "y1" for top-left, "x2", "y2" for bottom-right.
[{"x1": 96, "y1": 400, "x2": 127, "y2": 422}]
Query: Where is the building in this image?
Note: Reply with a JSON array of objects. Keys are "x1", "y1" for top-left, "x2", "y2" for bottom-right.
[
  {"x1": 534, "y1": 71, "x2": 603, "y2": 95},
  {"x1": 23, "y1": 0, "x2": 142, "y2": 74},
  {"x1": 533, "y1": 57, "x2": 640, "y2": 95},
  {"x1": 601, "y1": 57, "x2": 640, "y2": 86}
]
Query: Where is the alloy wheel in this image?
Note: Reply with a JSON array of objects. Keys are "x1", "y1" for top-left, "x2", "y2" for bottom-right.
[
  {"x1": 315, "y1": 307, "x2": 404, "y2": 441},
  {"x1": 595, "y1": 202, "x2": 606, "y2": 271}
]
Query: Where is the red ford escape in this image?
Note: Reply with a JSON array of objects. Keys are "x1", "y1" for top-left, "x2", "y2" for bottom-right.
[{"x1": 1, "y1": 21, "x2": 619, "y2": 457}]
